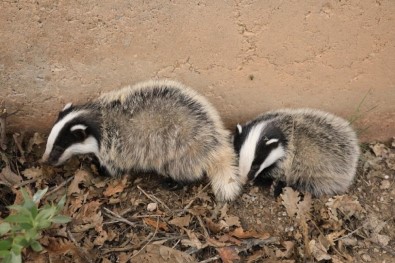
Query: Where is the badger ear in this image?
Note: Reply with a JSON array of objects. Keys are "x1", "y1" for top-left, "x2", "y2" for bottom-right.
[
  {"x1": 266, "y1": 138, "x2": 279, "y2": 145},
  {"x1": 70, "y1": 124, "x2": 88, "y2": 141},
  {"x1": 62, "y1": 103, "x2": 73, "y2": 111},
  {"x1": 236, "y1": 124, "x2": 242, "y2": 134}
]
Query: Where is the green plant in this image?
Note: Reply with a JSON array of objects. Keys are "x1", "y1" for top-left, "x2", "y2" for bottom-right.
[{"x1": 0, "y1": 187, "x2": 71, "y2": 263}]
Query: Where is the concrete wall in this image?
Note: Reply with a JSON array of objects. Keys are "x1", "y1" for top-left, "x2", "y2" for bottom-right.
[{"x1": 1, "y1": 0, "x2": 394, "y2": 141}]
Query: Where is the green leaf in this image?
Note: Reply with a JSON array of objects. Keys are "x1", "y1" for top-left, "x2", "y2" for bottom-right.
[
  {"x1": 35, "y1": 207, "x2": 56, "y2": 223},
  {"x1": 0, "y1": 250, "x2": 10, "y2": 258},
  {"x1": 36, "y1": 220, "x2": 51, "y2": 230},
  {"x1": 32, "y1": 187, "x2": 48, "y2": 203},
  {"x1": 4, "y1": 214, "x2": 31, "y2": 224},
  {"x1": 0, "y1": 222, "x2": 11, "y2": 235},
  {"x1": 11, "y1": 242, "x2": 23, "y2": 255},
  {"x1": 6, "y1": 206, "x2": 32, "y2": 219},
  {"x1": 51, "y1": 215, "x2": 71, "y2": 224},
  {"x1": 57, "y1": 195, "x2": 67, "y2": 210},
  {"x1": 6, "y1": 251, "x2": 22, "y2": 263},
  {"x1": 24, "y1": 228, "x2": 38, "y2": 241},
  {"x1": 0, "y1": 239, "x2": 12, "y2": 250},
  {"x1": 30, "y1": 240, "x2": 43, "y2": 252}
]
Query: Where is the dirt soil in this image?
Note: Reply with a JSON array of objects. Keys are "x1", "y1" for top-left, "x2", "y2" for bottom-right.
[{"x1": 0, "y1": 132, "x2": 394, "y2": 263}]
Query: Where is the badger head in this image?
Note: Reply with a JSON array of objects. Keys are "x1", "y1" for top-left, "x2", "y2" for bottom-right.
[
  {"x1": 233, "y1": 121, "x2": 286, "y2": 181},
  {"x1": 41, "y1": 103, "x2": 100, "y2": 166}
]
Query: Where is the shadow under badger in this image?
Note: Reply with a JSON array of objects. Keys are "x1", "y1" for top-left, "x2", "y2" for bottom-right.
[
  {"x1": 42, "y1": 80, "x2": 243, "y2": 201},
  {"x1": 234, "y1": 108, "x2": 360, "y2": 197}
]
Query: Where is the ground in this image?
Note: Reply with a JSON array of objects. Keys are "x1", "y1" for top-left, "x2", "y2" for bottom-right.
[{"x1": 0, "y1": 132, "x2": 394, "y2": 263}]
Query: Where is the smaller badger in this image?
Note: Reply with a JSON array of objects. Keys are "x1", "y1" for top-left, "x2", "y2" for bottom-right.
[
  {"x1": 233, "y1": 108, "x2": 360, "y2": 197},
  {"x1": 42, "y1": 80, "x2": 244, "y2": 201}
]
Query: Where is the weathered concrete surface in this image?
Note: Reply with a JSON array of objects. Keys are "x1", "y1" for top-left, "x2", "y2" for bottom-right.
[{"x1": 1, "y1": 0, "x2": 394, "y2": 141}]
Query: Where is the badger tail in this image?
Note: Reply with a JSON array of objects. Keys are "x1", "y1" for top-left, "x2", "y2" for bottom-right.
[{"x1": 206, "y1": 143, "x2": 245, "y2": 202}]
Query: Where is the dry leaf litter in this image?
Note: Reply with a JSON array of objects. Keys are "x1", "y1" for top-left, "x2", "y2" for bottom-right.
[{"x1": 0, "y1": 132, "x2": 394, "y2": 263}]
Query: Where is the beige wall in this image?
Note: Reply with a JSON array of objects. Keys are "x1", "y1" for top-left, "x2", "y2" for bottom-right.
[{"x1": 1, "y1": 0, "x2": 394, "y2": 141}]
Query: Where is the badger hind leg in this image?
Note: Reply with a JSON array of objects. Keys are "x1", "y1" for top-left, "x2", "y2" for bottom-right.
[{"x1": 206, "y1": 145, "x2": 245, "y2": 202}]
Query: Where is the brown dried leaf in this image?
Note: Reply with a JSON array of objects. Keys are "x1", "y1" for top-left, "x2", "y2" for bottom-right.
[
  {"x1": 326, "y1": 230, "x2": 345, "y2": 245},
  {"x1": 94, "y1": 229, "x2": 108, "y2": 246},
  {"x1": 275, "y1": 241, "x2": 294, "y2": 258},
  {"x1": 281, "y1": 187, "x2": 312, "y2": 221},
  {"x1": 181, "y1": 229, "x2": 203, "y2": 249},
  {"x1": 22, "y1": 167, "x2": 42, "y2": 179},
  {"x1": 206, "y1": 237, "x2": 229, "y2": 248},
  {"x1": 218, "y1": 234, "x2": 242, "y2": 245},
  {"x1": 205, "y1": 218, "x2": 223, "y2": 233},
  {"x1": 44, "y1": 237, "x2": 74, "y2": 254},
  {"x1": 27, "y1": 132, "x2": 45, "y2": 153},
  {"x1": 326, "y1": 195, "x2": 364, "y2": 220},
  {"x1": 309, "y1": 239, "x2": 331, "y2": 261},
  {"x1": 103, "y1": 176, "x2": 128, "y2": 197},
  {"x1": 281, "y1": 187, "x2": 299, "y2": 217},
  {"x1": 370, "y1": 143, "x2": 389, "y2": 158},
  {"x1": 217, "y1": 246, "x2": 240, "y2": 263},
  {"x1": 143, "y1": 217, "x2": 169, "y2": 231},
  {"x1": 132, "y1": 244, "x2": 196, "y2": 263},
  {"x1": 229, "y1": 227, "x2": 270, "y2": 239},
  {"x1": 0, "y1": 165, "x2": 22, "y2": 186},
  {"x1": 68, "y1": 169, "x2": 93, "y2": 196},
  {"x1": 72, "y1": 200, "x2": 102, "y2": 232},
  {"x1": 169, "y1": 215, "x2": 191, "y2": 228},
  {"x1": 224, "y1": 215, "x2": 241, "y2": 227},
  {"x1": 296, "y1": 192, "x2": 312, "y2": 220}
]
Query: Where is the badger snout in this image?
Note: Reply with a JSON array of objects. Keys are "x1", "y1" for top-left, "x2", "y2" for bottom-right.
[{"x1": 40, "y1": 153, "x2": 61, "y2": 167}]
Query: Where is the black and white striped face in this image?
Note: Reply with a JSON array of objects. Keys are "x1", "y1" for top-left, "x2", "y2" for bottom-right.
[
  {"x1": 41, "y1": 103, "x2": 100, "y2": 166},
  {"x1": 233, "y1": 121, "x2": 286, "y2": 181}
]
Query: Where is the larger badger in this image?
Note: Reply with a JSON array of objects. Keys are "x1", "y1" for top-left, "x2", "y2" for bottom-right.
[
  {"x1": 42, "y1": 80, "x2": 244, "y2": 201},
  {"x1": 233, "y1": 108, "x2": 360, "y2": 197}
]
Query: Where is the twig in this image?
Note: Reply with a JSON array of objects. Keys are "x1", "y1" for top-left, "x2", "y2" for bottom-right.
[
  {"x1": 102, "y1": 207, "x2": 136, "y2": 227},
  {"x1": 178, "y1": 183, "x2": 210, "y2": 216},
  {"x1": 130, "y1": 216, "x2": 160, "y2": 259},
  {"x1": 14, "y1": 178, "x2": 37, "y2": 188},
  {"x1": 66, "y1": 229, "x2": 94, "y2": 263},
  {"x1": 198, "y1": 237, "x2": 280, "y2": 263},
  {"x1": 137, "y1": 185, "x2": 172, "y2": 213},
  {"x1": 102, "y1": 235, "x2": 186, "y2": 254},
  {"x1": 333, "y1": 224, "x2": 366, "y2": 242},
  {"x1": 45, "y1": 176, "x2": 74, "y2": 197},
  {"x1": 199, "y1": 255, "x2": 220, "y2": 263},
  {"x1": 196, "y1": 215, "x2": 209, "y2": 238}
]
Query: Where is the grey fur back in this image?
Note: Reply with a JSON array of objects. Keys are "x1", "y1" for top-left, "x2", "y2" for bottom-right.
[
  {"x1": 252, "y1": 108, "x2": 359, "y2": 196},
  {"x1": 92, "y1": 80, "x2": 243, "y2": 201}
]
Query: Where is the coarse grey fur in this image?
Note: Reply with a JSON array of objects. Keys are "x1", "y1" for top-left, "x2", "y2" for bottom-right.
[
  {"x1": 42, "y1": 80, "x2": 244, "y2": 201},
  {"x1": 234, "y1": 108, "x2": 360, "y2": 197}
]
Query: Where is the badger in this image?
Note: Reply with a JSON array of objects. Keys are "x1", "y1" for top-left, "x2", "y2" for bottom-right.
[
  {"x1": 233, "y1": 108, "x2": 360, "y2": 197},
  {"x1": 41, "y1": 80, "x2": 244, "y2": 201}
]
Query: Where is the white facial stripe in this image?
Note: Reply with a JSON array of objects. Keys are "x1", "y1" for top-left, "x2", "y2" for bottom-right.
[
  {"x1": 237, "y1": 124, "x2": 242, "y2": 134},
  {"x1": 238, "y1": 122, "x2": 267, "y2": 180},
  {"x1": 63, "y1": 103, "x2": 73, "y2": 111},
  {"x1": 56, "y1": 136, "x2": 99, "y2": 165},
  {"x1": 266, "y1": 138, "x2": 279, "y2": 145},
  {"x1": 42, "y1": 110, "x2": 87, "y2": 161},
  {"x1": 70, "y1": 124, "x2": 87, "y2": 132},
  {"x1": 254, "y1": 145, "x2": 285, "y2": 179}
]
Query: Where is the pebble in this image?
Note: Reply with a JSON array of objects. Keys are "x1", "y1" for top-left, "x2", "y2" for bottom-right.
[{"x1": 147, "y1": 202, "x2": 157, "y2": 211}]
